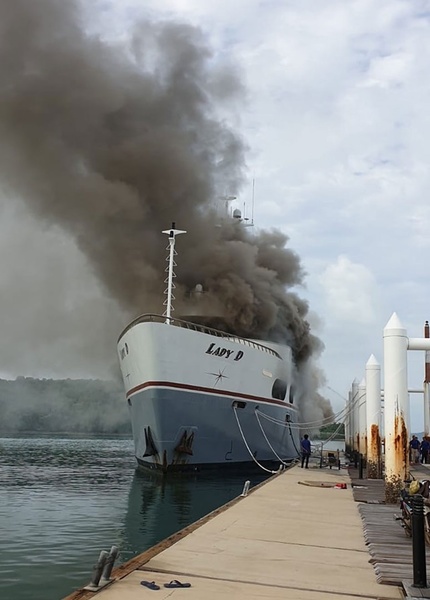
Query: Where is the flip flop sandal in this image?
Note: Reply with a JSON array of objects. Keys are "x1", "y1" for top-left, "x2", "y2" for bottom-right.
[
  {"x1": 140, "y1": 581, "x2": 160, "y2": 590},
  {"x1": 164, "y1": 580, "x2": 191, "y2": 588}
]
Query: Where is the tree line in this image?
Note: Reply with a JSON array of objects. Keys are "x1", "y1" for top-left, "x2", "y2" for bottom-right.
[
  {"x1": 0, "y1": 377, "x2": 131, "y2": 434},
  {"x1": 318, "y1": 423, "x2": 345, "y2": 440}
]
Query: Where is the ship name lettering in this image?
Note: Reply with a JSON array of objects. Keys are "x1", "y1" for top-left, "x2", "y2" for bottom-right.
[{"x1": 205, "y1": 343, "x2": 244, "y2": 361}]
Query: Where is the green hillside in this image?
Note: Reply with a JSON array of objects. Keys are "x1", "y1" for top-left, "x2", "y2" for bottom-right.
[{"x1": 0, "y1": 377, "x2": 131, "y2": 434}]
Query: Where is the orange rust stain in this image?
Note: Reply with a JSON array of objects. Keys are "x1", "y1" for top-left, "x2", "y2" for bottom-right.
[
  {"x1": 370, "y1": 424, "x2": 380, "y2": 457},
  {"x1": 394, "y1": 413, "x2": 408, "y2": 469},
  {"x1": 368, "y1": 424, "x2": 381, "y2": 479}
]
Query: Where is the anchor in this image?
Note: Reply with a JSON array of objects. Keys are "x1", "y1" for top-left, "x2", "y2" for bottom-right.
[
  {"x1": 143, "y1": 426, "x2": 159, "y2": 457},
  {"x1": 174, "y1": 430, "x2": 194, "y2": 455}
]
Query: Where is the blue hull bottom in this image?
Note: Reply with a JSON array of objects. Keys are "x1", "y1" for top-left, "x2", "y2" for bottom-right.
[
  {"x1": 129, "y1": 387, "x2": 300, "y2": 473},
  {"x1": 136, "y1": 455, "x2": 295, "y2": 474}
]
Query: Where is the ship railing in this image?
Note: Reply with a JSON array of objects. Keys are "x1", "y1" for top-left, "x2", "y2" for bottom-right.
[{"x1": 118, "y1": 313, "x2": 282, "y2": 359}]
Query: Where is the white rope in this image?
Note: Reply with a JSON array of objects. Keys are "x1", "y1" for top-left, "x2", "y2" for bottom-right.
[
  {"x1": 233, "y1": 407, "x2": 278, "y2": 474},
  {"x1": 292, "y1": 403, "x2": 350, "y2": 427},
  {"x1": 253, "y1": 410, "x2": 301, "y2": 459},
  {"x1": 255, "y1": 410, "x2": 290, "y2": 466},
  {"x1": 255, "y1": 409, "x2": 290, "y2": 427},
  {"x1": 255, "y1": 402, "x2": 352, "y2": 429},
  {"x1": 255, "y1": 410, "x2": 343, "y2": 454}
]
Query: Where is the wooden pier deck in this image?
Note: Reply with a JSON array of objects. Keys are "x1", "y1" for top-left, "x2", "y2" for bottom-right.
[
  {"x1": 65, "y1": 463, "x2": 403, "y2": 600},
  {"x1": 349, "y1": 463, "x2": 430, "y2": 592}
]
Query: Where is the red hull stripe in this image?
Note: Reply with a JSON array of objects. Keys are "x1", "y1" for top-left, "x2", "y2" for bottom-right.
[{"x1": 126, "y1": 380, "x2": 296, "y2": 410}]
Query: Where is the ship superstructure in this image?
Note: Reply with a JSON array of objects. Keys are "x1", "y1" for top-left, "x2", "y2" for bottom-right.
[{"x1": 117, "y1": 224, "x2": 300, "y2": 472}]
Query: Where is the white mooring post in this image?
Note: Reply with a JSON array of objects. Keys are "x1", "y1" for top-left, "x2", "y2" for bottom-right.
[
  {"x1": 351, "y1": 379, "x2": 359, "y2": 454},
  {"x1": 358, "y1": 379, "x2": 367, "y2": 457},
  {"x1": 366, "y1": 355, "x2": 381, "y2": 479},
  {"x1": 384, "y1": 313, "x2": 409, "y2": 504},
  {"x1": 424, "y1": 321, "x2": 430, "y2": 437},
  {"x1": 345, "y1": 392, "x2": 351, "y2": 455}
]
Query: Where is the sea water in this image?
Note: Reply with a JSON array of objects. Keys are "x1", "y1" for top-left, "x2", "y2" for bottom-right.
[{"x1": 0, "y1": 435, "x2": 269, "y2": 600}]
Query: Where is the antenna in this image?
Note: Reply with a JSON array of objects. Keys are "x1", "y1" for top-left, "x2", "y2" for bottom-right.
[
  {"x1": 162, "y1": 222, "x2": 186, "y2": 323},
  {"x1": 238, "y1": 180, "x2": 255, "y2": 228},
  {"x1": 238, "y1": 182, "x2": 255, "y2": 227},
  {"x1": 251, "y1": 178, "x2": 255, "y2": 226}
]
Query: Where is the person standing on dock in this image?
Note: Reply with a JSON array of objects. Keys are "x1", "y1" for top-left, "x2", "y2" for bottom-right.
[
  {"x1": 421, "y1": 437, "x2": 430, "y2": 464},
  {"x1": 410, "y1": 435, "x2": 420, "y2": 464},
  {"x1": 300, "y1": 434, "x2": 311, "y2": 469}
]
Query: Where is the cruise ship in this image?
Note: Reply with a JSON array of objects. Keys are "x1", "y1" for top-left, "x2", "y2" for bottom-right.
[{"x1": 117, "y1": 225, "x2": 300, "y2": 473}]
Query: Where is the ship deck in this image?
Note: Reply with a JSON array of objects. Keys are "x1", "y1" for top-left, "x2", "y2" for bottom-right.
[{"x1": 117, "y1": 313, "x2": 282, "y2": 358}]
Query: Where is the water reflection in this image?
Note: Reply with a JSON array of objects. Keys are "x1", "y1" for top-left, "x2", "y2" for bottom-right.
[
  {"x1": 122, "y1": 469, "x2": 268, "y2": 562},
  {"x1": 0, "y1": 436, "x2": 269, "y2": 600}
]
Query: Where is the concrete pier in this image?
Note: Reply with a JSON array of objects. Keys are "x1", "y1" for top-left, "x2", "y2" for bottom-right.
[{"x1": 65, "y1": 466, "x2": 401, "y2": 600}]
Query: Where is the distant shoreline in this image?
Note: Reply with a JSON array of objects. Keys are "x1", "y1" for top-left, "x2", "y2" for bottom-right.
[{"x1": 0, "y1": 431, "x2": 133, "y2": 438}]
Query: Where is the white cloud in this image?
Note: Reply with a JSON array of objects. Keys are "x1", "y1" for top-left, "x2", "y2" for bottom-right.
[{"x1": 319, "y1": 255, "x2": 379, "y2": 325}]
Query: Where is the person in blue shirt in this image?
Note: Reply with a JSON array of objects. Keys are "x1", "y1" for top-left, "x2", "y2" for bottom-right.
[
  {"x1": 410, "y1": 435, "x2": 420, "y2": 464},
  {"x1": 300, "y1": 434, "x2": 311, "y2": 468},
  {"x1": 421, "y1": 437, "x2": 430, "y2": 464}
]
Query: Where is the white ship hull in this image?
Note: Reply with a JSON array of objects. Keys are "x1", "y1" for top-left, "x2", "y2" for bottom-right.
[{"x1": 117, "y1": 314, "x2": 300, "y2": 472}]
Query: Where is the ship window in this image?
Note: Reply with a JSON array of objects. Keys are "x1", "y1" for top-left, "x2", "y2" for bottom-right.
[
  {"x1": 272, "y1": 379, "x2": 287, "y2": 401},
  {"x1": 289, "y1": 386, "x2": 294, "y2": 404}
]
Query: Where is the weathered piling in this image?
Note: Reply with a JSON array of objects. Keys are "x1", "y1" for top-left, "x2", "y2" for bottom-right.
[
  {"x1": 345, "y1": 391, "x2": 352, "y2": 456},
  {"x1": 366, "y1": 355, "x2": 381, "y2": 479},
  {"x1": 424, "y1": 320, "x2": 430, "y2": 437},
  {"x1": 351, "y1": 379, "x2": 359, "y2": 455},
  {"x1": 383, "y1": 313, "x2": 409, "y2": 504},
  {"x1": 358, "y1": 379, "x2": 367, "y2": 458}
]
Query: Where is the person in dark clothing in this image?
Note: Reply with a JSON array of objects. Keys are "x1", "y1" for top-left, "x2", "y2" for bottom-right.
[
  {"x1": 410, "y1": 435, "x2": 420, "y2": 463},
  {"x1": 421, "y1": 437, "x2": 430, "y2": 464},
  {"x1": 300, "y1": 434, "x2": 311, "y2": 468}
]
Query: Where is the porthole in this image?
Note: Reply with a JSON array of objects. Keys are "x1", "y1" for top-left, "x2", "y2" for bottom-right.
[
  {"x1": 272, "y1": 379, "x2": 287, "y2": 401},
  {"x1": 289, "y1": 386, "x2": 295, "y2": 404}
]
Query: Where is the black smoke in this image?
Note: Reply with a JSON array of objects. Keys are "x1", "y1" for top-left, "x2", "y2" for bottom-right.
[{"x1": 0, "y1": 0, "x2": 330, "y2": 420}]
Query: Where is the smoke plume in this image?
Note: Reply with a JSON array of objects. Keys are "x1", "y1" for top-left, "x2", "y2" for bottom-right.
[{"x1": 0, "y1": 0, "x2": 331, "y2": 419}]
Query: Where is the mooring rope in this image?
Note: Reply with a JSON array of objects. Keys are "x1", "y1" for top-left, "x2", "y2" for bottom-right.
[
  {"x1": 255, "y1": 409, "x2": 289, "y2": 428},
  {"x1": 254, "y1": 410, "x2": 301, "y2": 458},
  {"x1": 255, "y1": 410, "x2": 290, "y2": 466},
  {"x1": 233, "y1": 407, "x2": 278, "y2": 474},
  {"x1": 287, "y1": 421, "x2": 302, "y2": 459},
  {"x1": 255, "y1": 406, "x2": 348, "y2": 431}
]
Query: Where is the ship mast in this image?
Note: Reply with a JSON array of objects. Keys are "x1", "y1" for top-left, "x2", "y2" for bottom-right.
[{"x1": 162, "y1": 222, "x2": 186, "y2": 323}]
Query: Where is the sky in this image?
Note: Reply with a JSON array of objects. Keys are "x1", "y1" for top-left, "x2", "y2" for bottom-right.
[{"x1": 1, "y1": 0, "x2": 429, "y2": 431}]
